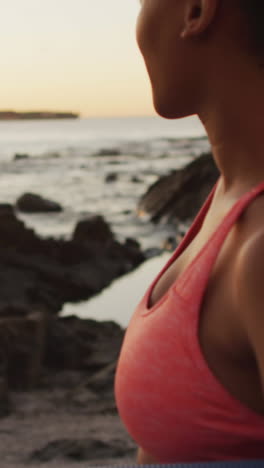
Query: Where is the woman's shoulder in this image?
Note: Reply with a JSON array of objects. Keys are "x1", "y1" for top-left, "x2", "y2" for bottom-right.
[{"x1": 232, "y1": 194, "x2": 264, "y2": 372}]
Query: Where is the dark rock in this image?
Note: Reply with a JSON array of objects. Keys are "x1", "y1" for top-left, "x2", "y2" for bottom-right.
[
  {"x1": 125, "y1": 237, "x2": 141, "y2": 249},
  {"x1": 0, "y1": 201, "x2": 144, "y2": 425},
  {"x1": 0, "y1": 203, "x2": 37, "y2": 250},
  {"x1": 138, "y1": 152, "x2": 219, "y2": 223},
  {"x1": 43, "y1": 316, "x2": 121, "y2": 371},
  {"x1": 45, "y1": 317, "x2": 124, "y2": 373},
  {"x1": 0, "y1": 312, "x2": 124, "y2": 393},
  {"x1": 131, "y1": 176, "x2": 142, "y2": 183},
  {"x1": 16, "y1": 192, "x2": 63, "y2": 213},
  {"x1": 105, "y1": 172, "x2": 118, "y2": 183},
  {"x1": 0, "y1": 209, "x2": 144, "y2": 315},
  {"x1": 0, "y1": 311, "x2": 47, "y2": 390},
  {"x1": 0, "y1": 203, "x2": 14, "y2": 215},
  {"x1": 0, "y1": 349, "x2": 11, "y2": 418},
  {"x1": 95, "y1": 148, "x2": 121, "y2": 157},
  {"x1": 72, "y1": 215, "x2": 114, "y2": 245},
  {"x1": 14, "y1": 153, "x2": 29, "y2": 161},
  {"x1": 144, "y1": 247, "x2": 164, "y2": 259},
  {"x1": 44, "y1": 317, "x2": 92, "y2": 371},
  {"x1": 30, "y1": 438, "x2": 131, "y2": 462},
  {"x1": 0, "y1": 305, "x2": 32, "y2": 318},
  {"x1": 103, "y1": 239, "x2": 144, "y2": 273}
]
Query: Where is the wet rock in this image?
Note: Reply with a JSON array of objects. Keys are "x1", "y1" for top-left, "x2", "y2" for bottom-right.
[
  {"x1": 0, "y1": 311, "x2": 47, "y2": 390},
  {"x1": 43, "y1": 316, "x2": 123, "y2": 373},
  {"x1": 105, "y1": 172, "x2": 118, "y2": 183},
  {"x1": 62, "y1": 318, "x2": 123, "y2": 372},
  {"x1": 0, "y1": 380, "x2": 10, "y2": 418},
  {"x1": 138, "y1": 152, "x2": 219, "y2": 223},
  {"x1": 0, "y1": 203, "x2": 37, "y2": 251},
  {"x1": 0, "y1": 349, "x2": 10, "y2": 418},
  {"x1": 44, "y1": 317, "x2": 93, "y2": 371},
  {"x1": 94, "y1": 148, "x2": 121, "y2": 157},
  {"x1": 131, "y1": 175, "x2": 142, "y2": 183},
  {"x1": 72, "y1": 215, "x2": 114, "y2": 245},
  {"x1": 125, "y1": 237, "x2": 140, "y2": 249},
  {"x1": 103, "y1": 239, "x2": 144, "y2": 273},
  {"x1": 0, "y1": 208, "x2": 144, "y2": 315},
  {"x1": 16, "y1": 192, "x2": 63, "y2": 213},
  {"x1": 0, "y1": 312, "x2": 124, "y2": 398},
  {"x1": 13, "y1": 153, "x2": 29, "y2": 161},
  {"x1": 0, "y1": 203, "x2": 15, "y2": 218}
]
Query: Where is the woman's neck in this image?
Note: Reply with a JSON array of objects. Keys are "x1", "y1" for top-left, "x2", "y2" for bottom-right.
[{"x1": 198, "y1": 56, "x2": 264, "y2": 197}]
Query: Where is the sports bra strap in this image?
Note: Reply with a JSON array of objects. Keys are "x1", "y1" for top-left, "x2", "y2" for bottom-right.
[{"x1": 175, "y1": 181, "x2": 264, "y2": 303}]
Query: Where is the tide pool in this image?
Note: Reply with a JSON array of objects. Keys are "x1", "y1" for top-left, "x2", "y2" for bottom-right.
[{"x1": 62, "y1": 253, "x2": 170, "y2": 328}]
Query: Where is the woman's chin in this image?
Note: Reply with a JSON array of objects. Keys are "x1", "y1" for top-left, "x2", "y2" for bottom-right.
[{"x1": 153, "y1": 95, "x2": 192, "y2": 120}]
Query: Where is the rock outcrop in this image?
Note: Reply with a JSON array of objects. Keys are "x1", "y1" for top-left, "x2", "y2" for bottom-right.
[
  {"x1": 0, "y1": 311, "x2": 124, "y2": 398},
  {"x1": 94, "y1": 148, "x2": 121, "y2": 157},
  {"x1": 16, "y1": 192, "x2": 63, "y2": 213},
  {"x1": 0, "y1": 205, "x2": 144, "y2": 314},
  {"x1": 105, "y1": 172, "x2": 118, "y2": 183},
  {"x1": 73, "y1": 215, "x2": 114, "y2": 245},
  {"x1": 13, "y1": 153, "x2": 30, "y2": 161},
  {"x1": 138, "y1": 152, "x2": 219, "y2": 223}
]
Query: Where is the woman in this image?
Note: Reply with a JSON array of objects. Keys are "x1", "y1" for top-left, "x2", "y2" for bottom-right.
[{"x1": 115, "y1": 0, "x2": 264, "y2": 463}]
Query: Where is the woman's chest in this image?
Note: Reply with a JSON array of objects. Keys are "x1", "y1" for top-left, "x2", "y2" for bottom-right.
[
  {"x1": 149, "y1": 210, "x2": 233, "y2": 308},
  {"x1": 144, "y1": 210, "x2": 263, "y2": 413}
]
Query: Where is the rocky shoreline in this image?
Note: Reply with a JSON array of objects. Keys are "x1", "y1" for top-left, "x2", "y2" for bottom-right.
[
  {"x1": 0, "y1": 204, "x2": 144, "y2": 315},
  {"x1": 0, "y1": 203, "x2": 144, "y2": 466},
  {"x1": 0, "y1": 152, "x2": 218, "y2": 467}
]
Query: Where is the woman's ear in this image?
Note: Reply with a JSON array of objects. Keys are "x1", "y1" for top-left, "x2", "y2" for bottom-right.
[{"x1": 181, "y1": 0, "x2": 219, "y2": 38}]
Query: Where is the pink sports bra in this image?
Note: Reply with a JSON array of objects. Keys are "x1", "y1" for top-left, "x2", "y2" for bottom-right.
[{"x1": 115, "y1": 179, "x2": 264, "y2": 463}]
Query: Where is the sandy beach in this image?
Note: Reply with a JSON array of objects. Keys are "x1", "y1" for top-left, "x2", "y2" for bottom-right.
[{"x1": 1, "y1": 373, "x2": 137, "y2": 467}]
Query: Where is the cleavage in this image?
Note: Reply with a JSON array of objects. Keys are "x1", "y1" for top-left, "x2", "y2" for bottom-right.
[
  {"x1": 148, "y1": 239, "x2": 196, "y2": 308},
  {"x1": 148, "y1": 200, "x2": 230, "y2": 309}
]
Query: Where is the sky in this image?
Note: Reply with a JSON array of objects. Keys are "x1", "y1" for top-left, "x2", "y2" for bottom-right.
[{"x1": 0, "y1": 0, "x2": 154, "y2": 117}]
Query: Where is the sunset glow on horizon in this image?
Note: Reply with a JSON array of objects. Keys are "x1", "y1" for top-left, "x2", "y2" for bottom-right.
[{"x1": 0, "y1": 0, "x2": 154, "y2": 117}]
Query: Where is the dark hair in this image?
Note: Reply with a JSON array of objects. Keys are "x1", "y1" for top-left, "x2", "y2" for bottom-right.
[{"x1": 240, "y1": 1, "x2": 264, "y2": 55}]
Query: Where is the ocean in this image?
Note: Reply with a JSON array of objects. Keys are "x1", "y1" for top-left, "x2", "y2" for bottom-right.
[{"x1": 0, "y1": 115, "x2": 209, "y2": 326}]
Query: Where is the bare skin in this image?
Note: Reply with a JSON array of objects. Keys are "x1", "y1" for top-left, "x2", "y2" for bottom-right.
[{"x1": 133, "y1": 0, "x2": 264, "y2": 463}]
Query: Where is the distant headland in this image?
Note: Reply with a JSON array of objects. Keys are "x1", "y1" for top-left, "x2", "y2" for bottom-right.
[{"x1": 0, "y1": 110, "x2": 79, "y2": 120}]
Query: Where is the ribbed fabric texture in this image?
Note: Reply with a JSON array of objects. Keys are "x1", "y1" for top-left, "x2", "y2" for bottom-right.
[{"x1": 115, "y1": 180, "x2": 264, "y2": 463}]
